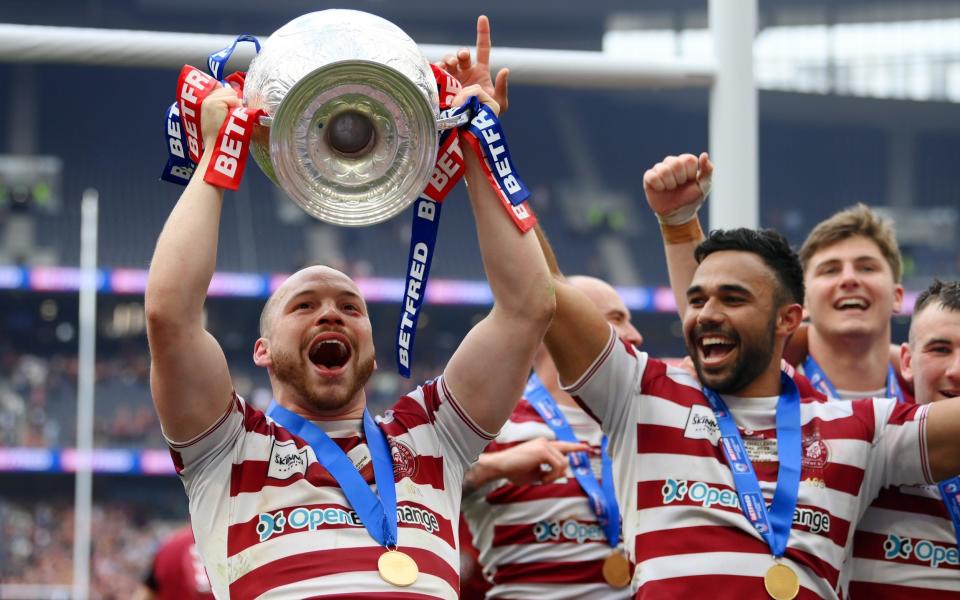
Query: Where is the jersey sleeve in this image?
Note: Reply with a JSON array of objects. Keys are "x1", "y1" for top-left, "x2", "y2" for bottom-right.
[
  {"x1": 864, "y1": 398, "x2": 933, "y2": 496},
  {"x1": 560, "y1": 325, "x2": 649, "y2": 456},
  {"x1": 396, "y1": 376, "x2": 497, "y2": 479}
]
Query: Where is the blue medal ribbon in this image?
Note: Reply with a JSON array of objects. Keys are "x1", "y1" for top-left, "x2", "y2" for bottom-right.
[
  {"x1": 395, "y1": 196, "x2": 442, "y2": 379},
  {"x1": 394, "y1": 97, "x2": 531, "y2": 376},
  {"x1": 266, "y1": 402, "x2": 399, "y2": 548},
  {"x1": 524, "y1": 373, "x2": 621, "y2": 549},
  {"x1": 803, "y1": 354, "x2": 904, "y2": 403},
  {"x1": 937, "y1": 477, "x2": 960, "y2": 555},
  {"x1": 207, "y1": 34, "x2": 261, "y2": 82},
  {"x1": 702, "y1": 372, "x2": 802, "y2": 559}
]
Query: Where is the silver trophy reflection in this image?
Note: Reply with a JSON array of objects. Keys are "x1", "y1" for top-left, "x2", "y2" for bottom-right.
[{"x1": 245, "y1": 10, "x2": 462, "y2": 226}]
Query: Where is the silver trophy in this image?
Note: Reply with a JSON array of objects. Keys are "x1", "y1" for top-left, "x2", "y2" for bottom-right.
[{"x1": 245, "y1": 10, "x2": 459, "y2": 226}]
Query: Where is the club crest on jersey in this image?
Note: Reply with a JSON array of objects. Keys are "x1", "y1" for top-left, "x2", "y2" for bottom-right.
[
  {"x1": 801, "y1": 434, "x2": 829, "y2": 471},
  {"x1": 267, "y1": 440, "x2": 308, "y2": 480},
  {"x1": 391, "y1": 440, "x2": 418, "y2": 480},
  {"x1": 683, "y1": 404, "x2": 720, "y2": 443}
]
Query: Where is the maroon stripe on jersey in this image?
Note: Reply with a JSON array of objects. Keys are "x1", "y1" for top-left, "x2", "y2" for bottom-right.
[
  {"x1": 636, "y1": 423, "x2": 719, "y2": 460},
  {"x1": 490, "y1": 558, "x2": 607, "y2": 585},
  {"x1": 849, "y1": 581, "x2": 960, "y2": 599},
  {"x1": 565, "y1": 330, "x2": 617, "y2": 395},
  {"x1": 507, "y1": 400, "x2": 545, "y2": 424},
  {"x1": 229, "y1": 457, "x2": 375, "y2": 496},
  {"x1": 853, "y1": 530, "x2": 960, "y2": 569},
  {"x1": 440, "y1": 376, "x2": 495, "y2": 440},
  {"x1": 635, "y1": 574, "x2": 824, "y2": 600},
  {"x1": 639, "y1": 360, "x2": 709, "y2": 410},
  {"x1": 169, "y1": 449, "x2": 185, "y2": 475},
  {"x1": 486, "y1": 479, "x2": 586, "y2": 505},
  {"x1": 637, "y1": 480, "x2": 743, "y2": 521},
  {"x1": 886, "y1": 401, "x2": 924, "y2": 426},
  {"x1": 633, "y1": 526, "x2": 840, "y2": 587},
  {"x1": 490, "y1": 518, "x2": 604, "y2": 547},
  {"x1": 383, "y1": 395, "x2": 433, "y2": 432},
  {"x1": 397, "y1": 454, "x2": 446, "y2": 490},
  {"x1": 227, "y1": 500, "x2": 456, "y2": 557},
  {"x1": 228, "y1": 545, "x2": 459, "y2": 598},
  {"x1": 870, "y1": 486, "x2": 948, "y2": 516},
  {"x1": 397, "y1": 500, "x2": 457, "y2": 548},
  {"x1": 227, "y1": 502, "x2": 362, "y2": 556}
]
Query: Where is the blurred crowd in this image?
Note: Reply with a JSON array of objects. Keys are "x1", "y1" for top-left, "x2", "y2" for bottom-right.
[{"x1": 0, "y1": 498, "x2": 183, "y2": 599}]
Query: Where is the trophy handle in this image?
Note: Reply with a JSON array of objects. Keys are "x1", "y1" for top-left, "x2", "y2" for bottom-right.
[
  {"x1": 258, "y1": 115, "x2": 274, "y2": 127},
  {"x1": 436, "y1": 111, "x2": 471, "y2": 131}
]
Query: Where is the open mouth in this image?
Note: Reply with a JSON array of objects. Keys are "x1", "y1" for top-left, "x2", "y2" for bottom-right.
[
  {"x1": 941, "y1": 390, "x2": 960, "y2": 399},
  {"x1": 698, "y1": 335, "x2": 737, "y2": 366},
  {"x1": 833, "y1": 297, "x2": 870, "y2": 311},
  {"x1": 308, "y1": 334, "x2": 352, "y2": 373}
]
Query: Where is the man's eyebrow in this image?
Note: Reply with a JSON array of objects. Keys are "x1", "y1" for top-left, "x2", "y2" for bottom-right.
[
  {"x1": 923, "y1": 337, "x2": 953, "y2": 347},
  {"x1": 686, "y1": 285, "x2": 703, "y2": 298},
  {"x1": 718, "y1": 284, "x2": 753, "y2": 297}
]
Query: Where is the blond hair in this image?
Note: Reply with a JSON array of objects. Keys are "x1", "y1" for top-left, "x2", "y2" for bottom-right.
[{"x1": 799, "y1": 203, "x2": 902, "y2": 283}]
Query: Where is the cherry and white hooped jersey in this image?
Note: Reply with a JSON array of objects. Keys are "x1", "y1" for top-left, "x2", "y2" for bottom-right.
[
  {"x1": 167, "y1": 376, "x2": 494, "y2": 599},
  {"x1": 462, "y1": 399, "x2": 632, "y2": 600},
  {"x1": 564, "y1": 328, "x2": 932, "y2": 600},
  {"x1": 849, "y1": 485, "x2": 960, "y2": 598}
]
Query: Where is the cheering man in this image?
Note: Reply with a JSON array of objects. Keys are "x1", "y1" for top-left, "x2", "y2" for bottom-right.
[
  {"x1": 145, "y1": 17, "x2": 554, "y2": 599},
  {"x1": 849, "y1": 280, "x2": 960, "y2": 597}
]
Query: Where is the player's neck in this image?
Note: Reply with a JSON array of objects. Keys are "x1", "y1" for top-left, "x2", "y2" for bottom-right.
[
  {"x1": 275, "y1": 389, "x2": 367, "y2": 422},
  {"x1": 808, "y1": 327, "x2": 891, "y2": 392},
  {"x1": 533, "y1": 356, "x2": 580, "y2": 408}
]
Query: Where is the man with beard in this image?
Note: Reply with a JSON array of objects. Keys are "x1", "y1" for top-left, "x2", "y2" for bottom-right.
[
  {"x1": 537, "y1": 223, "x2": 960, "y2": 598},
  {"x1": 145, "y1": 17, "x2": 555, "y2": 599},
  {"x1": 849, "y1": 280, "x2": 960, "y2": 597},
  {"x1": 461, "y1": 275, "x2": 642, "y2": 599}
]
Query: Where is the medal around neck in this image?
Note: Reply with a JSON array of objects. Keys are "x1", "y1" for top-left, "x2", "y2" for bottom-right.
[
  {"x1": 601, "y1": 551, "x2": 631, "y2": 589},
  {"x1": 764, "y1": 563, "x2": 799, "y2": 600},
  {"x1": 244, "y1": 9, "x2": 447, "y2": 226},
  {"x1": 378, "y1": 549, "x2": 419, "y2": 587}
]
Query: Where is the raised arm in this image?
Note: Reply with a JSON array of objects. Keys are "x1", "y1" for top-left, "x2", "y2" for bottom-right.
[
  {"x1": 441, "y1": 90, "x2": 555, "y2": 432},
  {"x1": 921, "y1": 398, "x2": 960, "y2": 481},
  {"x1": 145, "y1": 87, "x2": 238, "y2": 442},
  {"x1": 643, "y1": 152, "x2": 711, "y2": 317}
]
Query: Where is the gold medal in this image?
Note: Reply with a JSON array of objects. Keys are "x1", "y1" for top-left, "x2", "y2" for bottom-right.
[
  {"x1": 764, "y1": 562, "x2": 799, "y2": 600},
  {"x1": 601, "y1": 551, "x2": 632, "y2": 589},
  {"x1": 377, "y1": 549, "x2": 419, "y2": 587}
]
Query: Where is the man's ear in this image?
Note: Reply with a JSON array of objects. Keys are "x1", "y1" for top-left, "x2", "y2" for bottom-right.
[
  {"x1": 777, "y1": 303, "x2": 804, "y2": 338},
  {"x1": 254, "y1": 338, "x2": 271, "y2": 368},
  {"x1": 899, "y1": 342, "x2": 914, "y2": 385},
  {"x1": 892, "y1": 283, "x2": 905, "y2": 313}
]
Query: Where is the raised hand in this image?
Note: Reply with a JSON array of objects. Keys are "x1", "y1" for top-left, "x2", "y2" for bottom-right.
[
  {"x1": 643, "y1": 152, "x2": 714, "y2": 224},
  {"x1": 451, "y1": 83, "x2": 500, "y2": 117},
  {"x1": 438, "y1": 15, "x2": 510, "y2": 114},
  {"x1": 200, "y1": 86, "x2": 241, "y2": 148}
]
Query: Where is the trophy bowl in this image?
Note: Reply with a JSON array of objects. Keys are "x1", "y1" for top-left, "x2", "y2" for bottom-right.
[{"x1": 244, "y1": 10, "x2": 441, "y2": 226}]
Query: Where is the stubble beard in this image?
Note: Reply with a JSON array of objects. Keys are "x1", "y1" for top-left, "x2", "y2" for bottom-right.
[
  {"x1": 271, "y1": 346, "x2": 376, "y2": 414},
  {"x1": 689, "y1": 316, "x2": 777, "y2": 395}
]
